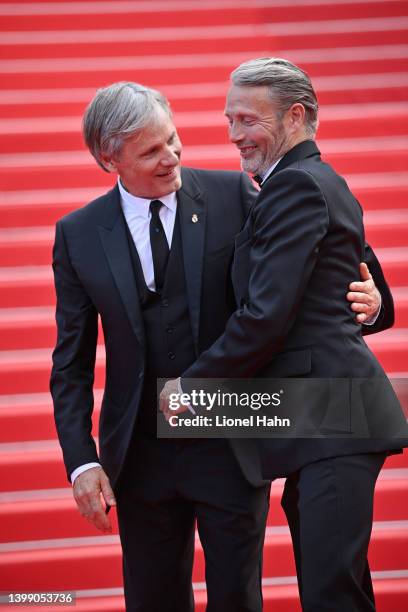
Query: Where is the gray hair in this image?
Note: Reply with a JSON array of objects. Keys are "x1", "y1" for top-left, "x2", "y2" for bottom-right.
[
  {"x1": 231, "y1": 58, "x2": 319, "y2": 136},
  {"x1": 83, "y1": 81, "x2": 171, "y2": 171}
]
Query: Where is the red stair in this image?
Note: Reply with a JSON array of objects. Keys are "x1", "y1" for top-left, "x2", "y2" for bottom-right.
[{"x1": 0, "y1": 1, "x2": 407, "y2": 610}]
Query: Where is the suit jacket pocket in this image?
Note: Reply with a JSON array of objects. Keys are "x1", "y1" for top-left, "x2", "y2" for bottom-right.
[{"x1": 259, "y1": 348, "x2": 312, "y2": 377}]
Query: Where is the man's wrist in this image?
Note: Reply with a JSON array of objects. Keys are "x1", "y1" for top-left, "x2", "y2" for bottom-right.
[
  {"x1": 363, "y1": 301, "x2": 382, "y2": 326},
  {"x1": 71, "y1": 462, "x2": 101, "y2": 485}
]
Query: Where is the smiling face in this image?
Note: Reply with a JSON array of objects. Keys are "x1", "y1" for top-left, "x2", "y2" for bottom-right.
[
  {"x1": 225, "y1": 84, "x2": 300, "y2": 177},
  {"x1": 103, "y1": 105, "x2": 182, "y2": 199}
]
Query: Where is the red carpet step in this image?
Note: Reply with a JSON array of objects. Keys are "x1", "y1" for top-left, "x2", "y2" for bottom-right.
[
  {"x1": 0, "y1": 390, "x2": 102, "y2": 443},
  {"x1": 1, "y1": 46, "x2": 408, "y2": 90},
  {"x1": 372, "y1": 248, "x2": 408, "y2": 287},
  {"x1": 0, "y1": 346, "x2": 106, "y2": 395},
  {"x1": 2, "y1": 73, "x2": 408, "y2": 121},
  {"x1": 394, "y1": 287, "x2": 408, "y2": 326},
  {"x1": 1, "y1": 521, "x2": 407, "y2": 591},
  {"x1": 1, "y1": 0, "x2": 407, "y2": 32},
  {"x1": 2, "y1": 575, "x2": 407, "y2": 612},
  {"x1": 2, "y1": 17, "x2": 407, "y2": 59},
  {"x1": 1, "y1": 469, "x2": 406, "y2": 542}
]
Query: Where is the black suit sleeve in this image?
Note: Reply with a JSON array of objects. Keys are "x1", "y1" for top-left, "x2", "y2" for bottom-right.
[
  {"x1": 361, "y1": 242, "x2": 394, "y2": 335},
  {"x1": 50, "y1": 221, "x2": 99, "y2": 480},
  {"x1": 182, "y1": 168, "x2": 329, "y2": 380}
]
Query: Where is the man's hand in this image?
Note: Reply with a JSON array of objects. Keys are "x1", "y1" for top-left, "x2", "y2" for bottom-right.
[
  {"x1": 159, "y1": 378, "x2": 190, "y2": 421},
  {"x1": 347, "y1": 262, "x2": 381, "y2": 323},
  {"x1": 73, "y1": 466, "x2": 116, "y2": 533}
]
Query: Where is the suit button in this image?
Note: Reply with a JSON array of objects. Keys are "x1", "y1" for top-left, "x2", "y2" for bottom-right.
[
  {"x1": 168, "y1": 352, "x2": 176, "y2": 360},
  {"x1": 166, "y1": 326, "x2": 174, "y2": 334},
  {"x1": 138, "y1": 371, "x2": 144, "y2": 379},
  {"x1": 161, "y1": 299, "x2": 169, "y2": 307}
]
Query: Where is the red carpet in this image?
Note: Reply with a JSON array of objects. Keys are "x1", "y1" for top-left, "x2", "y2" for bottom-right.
[{"x1": 0, "y1": 1, "x2": 407, "y2": 610}]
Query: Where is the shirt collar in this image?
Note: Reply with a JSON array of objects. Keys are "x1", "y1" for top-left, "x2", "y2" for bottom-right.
[
  {"x1": 118, "y1": 178, "x2": 177, "y2": 218},
  {"x1": 257, "y1": 157, "x2": 283, "y2": 186}
]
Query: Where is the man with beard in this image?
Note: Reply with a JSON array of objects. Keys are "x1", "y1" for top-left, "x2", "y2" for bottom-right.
[{"x1": 161, "y1": 59, "x2": 406, "y2": 611}]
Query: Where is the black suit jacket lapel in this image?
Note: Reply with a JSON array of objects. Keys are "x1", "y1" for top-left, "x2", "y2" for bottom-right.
[
  {"x1": 263, "y1": 139, "x2": 321, "y2": 186},
  {"x1": 178, "y1": 169, "x2": 207, "y2": 355},
  {"x1": 97, "y1": 185, "x2": 145, "y2": 349}
]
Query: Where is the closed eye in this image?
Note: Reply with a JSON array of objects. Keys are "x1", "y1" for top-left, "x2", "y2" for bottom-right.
[{"x1": 142, "y1": 147, "x2": 159, "y2": 157}]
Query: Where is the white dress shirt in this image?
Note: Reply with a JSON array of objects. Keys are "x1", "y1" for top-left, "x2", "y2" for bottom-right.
[
  {"x1": 70, "y1": 180, "x2": 178, "y2": 484},
  {"x1": 118, "y1": 178, "x2": 177, "y2": 291}
]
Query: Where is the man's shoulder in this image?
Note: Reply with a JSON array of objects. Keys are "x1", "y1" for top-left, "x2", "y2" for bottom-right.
[
  {"x1": 295, "y1": 155, "x2": 355, "y2": 203},
  {"x1": 262, "y1": 163, "x2": 323, "y2": 197},
  {"x1": 181, "y1": 167, "x2": 257, "y2": 210},
  {"x1": 268, "y1": 153, "x2": 360, "y2": 223},
  {"x1": 269, "y1": 155, "x2": 344, "y2": 196},
  {"x1": 57, "y1": 185, "x2": 117, "y2": 228},
  {"x1": 182, "y1": 167, "x2": 256, "y2": 218},
  {"x1": 181, "y1": 166, "x2": 246, "y2": 187},
  {"x1": 292, "y1": 154, "x2": 346, "y2": 188}
]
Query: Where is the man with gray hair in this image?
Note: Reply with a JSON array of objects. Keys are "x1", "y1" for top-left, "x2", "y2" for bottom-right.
[
  {"x1": 51, "y1": 81, "x2": 271, "y2": 612},
  {"x1": 51, "y1": 79, "x2": 391, "y2": 611},
  {"x1": 161, "y1": 58, "x2": 406, "y2": 611}
]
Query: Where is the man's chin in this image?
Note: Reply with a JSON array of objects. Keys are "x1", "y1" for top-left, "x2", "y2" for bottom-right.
[
  {"x1": 155, "y1": 172, "x2": 182, "y2": 196},
  {"x1": 240, "y1": 158, "x2": 261, "y2": 176}
]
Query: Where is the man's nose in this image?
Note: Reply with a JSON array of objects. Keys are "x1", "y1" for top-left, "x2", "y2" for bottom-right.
[
  {"x1": 229, "y1": 123, "x2": 243, "y2": 143},
  {"x1": 162, "y1": 147, "x2": 179, "y2": 166}
]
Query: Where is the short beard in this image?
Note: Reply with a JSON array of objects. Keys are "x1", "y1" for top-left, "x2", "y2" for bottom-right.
[
  {"x1": 240, "y1": 150, "x2": 265, "y2": 175},
  {"x1": 242, "y1": 130, "x2": 289, "y2": 177}
]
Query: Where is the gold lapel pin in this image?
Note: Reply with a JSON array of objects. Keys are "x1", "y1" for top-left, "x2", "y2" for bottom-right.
[{"x1": 192, "y1": 214, "x2": 198, "y2": 223}]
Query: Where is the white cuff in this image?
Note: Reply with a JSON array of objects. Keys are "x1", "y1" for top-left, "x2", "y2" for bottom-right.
[
  {"x1": 363, "y1": 299, "x2": 382, "y2": 326},
  {"x1": 71, "y1": 462, "x2": 101, "y2": 485}
]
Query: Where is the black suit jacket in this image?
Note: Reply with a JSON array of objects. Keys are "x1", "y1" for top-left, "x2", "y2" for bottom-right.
[
  {"x1": 50, "y1": 167, "x2": 264, "y2": 489},
  {"x1": 182, "y1": 142, "x2": 406, "y2": 478},
  {"x1": 51, "y1": 160, "x2": 398, "y2": 488}
]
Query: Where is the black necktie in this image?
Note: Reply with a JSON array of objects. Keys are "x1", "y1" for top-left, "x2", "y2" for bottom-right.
[
  {"x1": 252, "y1": 174, "x2": 263, "y2": 187},
  {"x1": 149, "y1": 200, "x2": 169, "y2": 292}
]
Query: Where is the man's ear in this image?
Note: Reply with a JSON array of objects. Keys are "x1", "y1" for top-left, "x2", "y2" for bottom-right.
[
  {"x1": 286, "y1": 103, "x2": 306, "y2": 131},
  {"x1": 100, "y1": 154, "x2": 118, "y2": 173}
]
